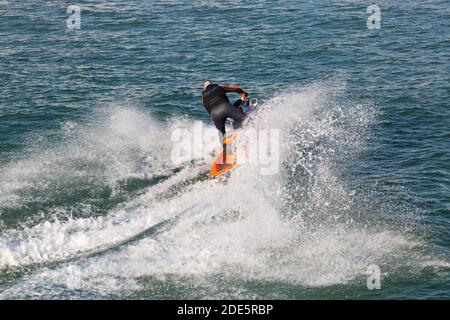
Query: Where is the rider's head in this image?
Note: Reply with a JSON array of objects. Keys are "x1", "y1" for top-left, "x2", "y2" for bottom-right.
[{"x1": 203, "y1": 80, "x2": 212, "y2": 90}]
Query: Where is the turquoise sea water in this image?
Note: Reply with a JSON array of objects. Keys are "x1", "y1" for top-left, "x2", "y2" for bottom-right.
[{"x1": 0, "y1": 0, "x2": 449, "y2": 299}]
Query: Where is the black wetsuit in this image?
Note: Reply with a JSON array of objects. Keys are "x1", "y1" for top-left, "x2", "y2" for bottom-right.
[{"x1": 202, "y1": 84, "x2": 246, "y2": 135}]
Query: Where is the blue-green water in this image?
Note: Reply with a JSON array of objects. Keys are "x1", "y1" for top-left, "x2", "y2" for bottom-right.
[{"x1": 0, "y1": 0, "x2": 449, "y2": 299}]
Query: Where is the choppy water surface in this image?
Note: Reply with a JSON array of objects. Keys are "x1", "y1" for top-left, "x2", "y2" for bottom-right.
[{"x1": 0, "y1": 1, "x2": 448, "y2": 299}]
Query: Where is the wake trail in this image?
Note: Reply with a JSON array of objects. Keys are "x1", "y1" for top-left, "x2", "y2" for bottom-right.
[{"x1": 1, "y1": 83, "x2": 446, "y2": 299}]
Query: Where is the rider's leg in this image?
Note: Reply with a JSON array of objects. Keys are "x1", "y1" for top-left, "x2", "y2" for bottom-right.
[
  {"x1": 210, "y1": 106, "x2": 228, "y2": 163},
  {"x1": 233, "y1": 99, "x2": 243, "y2": 107},
  {"x1": 226, "y1": 103, "x2": 246, "y2": 130},
  {"x1": 233, "y1": 99, "x2": 245, "y2": 113}
]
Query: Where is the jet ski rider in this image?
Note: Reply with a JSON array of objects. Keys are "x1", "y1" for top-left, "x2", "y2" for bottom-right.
[{"x1": 201, "y1": 80, "x2": 249, "y2": 148}]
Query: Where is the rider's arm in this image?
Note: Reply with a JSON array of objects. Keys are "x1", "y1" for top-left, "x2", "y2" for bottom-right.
[
  {"x1": 220, "y1": 85, "x2": 244, "y2": 94},
  {"x1": 221, "y1": 85, "x2": 249, "y2": 102}
]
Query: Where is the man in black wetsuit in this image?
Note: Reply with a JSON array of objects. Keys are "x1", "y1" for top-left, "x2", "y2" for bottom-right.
[{"x1": 201, "y1": 80, "x2": 248, "y2": 146}]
